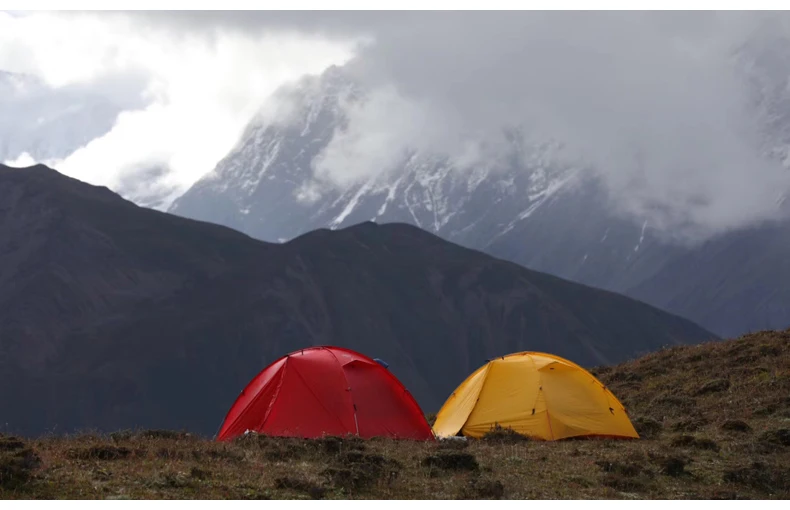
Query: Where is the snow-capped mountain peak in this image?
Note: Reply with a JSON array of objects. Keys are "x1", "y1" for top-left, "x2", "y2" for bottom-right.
[
  {"x1": 170, "y1": 65, "x2": 582, "y2": 249},
  {"x1": 169, "y1": 53, "x2": 790, "y2": 339}
]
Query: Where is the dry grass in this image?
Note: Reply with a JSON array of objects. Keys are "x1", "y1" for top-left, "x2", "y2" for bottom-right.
[{"x1": 2, "y1": 329, "x2": 789, "y2": 500}]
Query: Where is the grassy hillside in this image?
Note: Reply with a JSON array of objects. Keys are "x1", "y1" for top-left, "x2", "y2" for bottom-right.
[{"x1": 2, "y1": 329, "x2": 788, "y2": 500}]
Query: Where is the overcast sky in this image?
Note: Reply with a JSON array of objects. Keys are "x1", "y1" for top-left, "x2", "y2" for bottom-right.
[{"x1": 2, "y1": 10, "x2": 790, "y2": 240}]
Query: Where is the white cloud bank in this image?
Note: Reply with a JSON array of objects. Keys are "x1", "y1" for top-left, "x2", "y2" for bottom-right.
[
  {"x1": 4, "y1": 11, "x2": 790, "y2": 240},
  {"x1": 0, "y1": 11, "x2": 356, "y2": 207},
  {"x1": 309, "y1": 12, "x2": 790, "y2": 241}
]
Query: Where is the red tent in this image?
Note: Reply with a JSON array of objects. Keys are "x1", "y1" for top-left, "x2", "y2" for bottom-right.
[{"x1": 216, "y1": 346, "x2": 435, "y2": 441}]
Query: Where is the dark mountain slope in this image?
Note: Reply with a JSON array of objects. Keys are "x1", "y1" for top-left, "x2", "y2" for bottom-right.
[
  {"x1": 626, "y1": 220, "x2": 790, "y2": 336},
  {"x1": 0, "y1": 164, "x2": 716, "y2": 436},
  {"x1": 0, "y1": 163, "x2": 268, "y2": 373}
]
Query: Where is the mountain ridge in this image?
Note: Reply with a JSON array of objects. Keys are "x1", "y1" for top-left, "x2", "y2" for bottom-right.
[{"x1": 0, "y1": 163, "x2": 716, "y2": 436}]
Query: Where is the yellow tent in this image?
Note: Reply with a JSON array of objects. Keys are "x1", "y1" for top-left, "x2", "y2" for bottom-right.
[{"x1": 432, "y1": 351, "x2": 639, "y2": 441}]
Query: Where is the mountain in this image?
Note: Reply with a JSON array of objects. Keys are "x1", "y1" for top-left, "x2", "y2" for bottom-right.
[
  {"x1": 0, "y1": 163, "x2": 715, "y2": 436},
  {"x1": 625, "y1": 221, "x2": 790, "y2": 336},
  {"x1": 169, "y1": 64, "x2": 790, "y2": 338}
]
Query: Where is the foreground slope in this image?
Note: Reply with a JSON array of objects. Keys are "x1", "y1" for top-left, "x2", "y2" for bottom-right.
[
  {"x1": 2, "y1": 330, "x2": 788, "y2": 499},
  {"x1": 0, "y1": 163, "x2": 715, "y2": 436}
]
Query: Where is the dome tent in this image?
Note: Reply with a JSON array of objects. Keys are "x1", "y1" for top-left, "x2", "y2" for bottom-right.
[
  {"x1": 432, "y1": 351, "x2": 639, "y2": 441},
  {"x1": 216, "y1": 346, "x2": 435, "y2": 441}
]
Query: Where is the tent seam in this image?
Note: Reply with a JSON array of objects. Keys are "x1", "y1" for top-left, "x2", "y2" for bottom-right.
[
  {"x1": 260, "y1": 360, "x2": 289, "y2": 431},
  {"x1": 464, "y1": 363, "x2": 492, "y2": 435},
  {"x1": 224, "y1": 360, "x2": 287, "y2": 436},
  {"x1": 530, "y1": 355, "x2": 556, "y2": 440},
  {"x1": 325, "y1": 347, "x2": 360, "y2": 436}
]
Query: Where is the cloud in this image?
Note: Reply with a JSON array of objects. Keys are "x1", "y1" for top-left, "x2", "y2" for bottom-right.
[
  {"x1": 274, "y1": 11, "x2": 790, "y2": 241},
  {"x1": 4, "y1": 152, "x2": 37, "y2": 168},
  {"x1": 311, "y1": 85, "x2": 431, "y2": 187},
  {"x1": 0, "y1": 11, "x2": 356, "y2": 208},
  {"x1": 5, "y1": 11, "x2": 790, "y2": 239}
]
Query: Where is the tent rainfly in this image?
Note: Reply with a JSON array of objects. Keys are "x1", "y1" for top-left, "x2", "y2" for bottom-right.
[
  {"x1": 216, "y1": 346, "x2": 435, "y2": 441},
  {"x1": 432, "y1": 351, "x2": 639, "y2": 441}
]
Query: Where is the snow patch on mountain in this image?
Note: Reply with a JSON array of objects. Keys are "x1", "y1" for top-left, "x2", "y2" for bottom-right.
[
  {"x1": 330, "y1": 181, "x2": 375, "y2": 228},
  {"x1": 499, "y1": 170, "x2": 579, "y2": 237},
  {"x1": 634, "y1": 220, "x2": 648, "y2": 252}
]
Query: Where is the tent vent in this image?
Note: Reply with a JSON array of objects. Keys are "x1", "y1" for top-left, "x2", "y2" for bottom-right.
[
  {"x1": 609, "y1": 407, "x2": 614, "y2": 415},
  {"x1": 531, "y1": 409, "x2": 535, "y2": 415}
]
